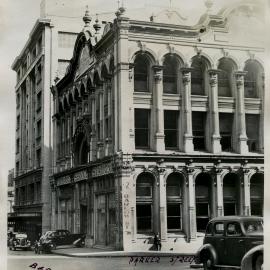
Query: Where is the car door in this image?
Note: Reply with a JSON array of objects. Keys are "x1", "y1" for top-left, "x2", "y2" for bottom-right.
[
  {"x1": 212, "y1": 222, "x2": 226, "y2": 265},
  {"x1": 225, "y1": 222, "x2": 246, "y2": 266}
]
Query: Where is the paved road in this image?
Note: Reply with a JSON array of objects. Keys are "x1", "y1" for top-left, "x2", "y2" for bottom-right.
[{"x1": 8, "y1": 250, "x2": 196, "y2": 270}]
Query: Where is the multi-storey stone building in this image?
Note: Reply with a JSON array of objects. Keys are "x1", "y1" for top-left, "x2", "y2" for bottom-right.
[
  {"x1": 51, "y1": 1, "x2": 264, "y2": 251},
  {"x1": 10, "y1": 0, "x2": 83, "y2": 241}
]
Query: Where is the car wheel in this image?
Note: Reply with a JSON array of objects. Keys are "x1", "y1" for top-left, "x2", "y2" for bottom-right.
[
  {"x1": 51, "y1": 243, "x2": 56, "y2": 250},
  {"x1": 254, "y1": 254, "x2": 263, "y2": 270},
  {"x1": 203, "y1": 255, "x2": 215, "y2": 270}
]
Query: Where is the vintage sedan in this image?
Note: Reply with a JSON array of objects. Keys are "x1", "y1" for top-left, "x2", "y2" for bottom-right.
[
  {"x1": 9, "y1": 233, "x2": 31, "y2": 251},
  {"x1": 34, "y1": 229, "x2": 85, "y2": 253},
  {"x1": 195, "y1": 216, "x2": 263, "y2": 270}
]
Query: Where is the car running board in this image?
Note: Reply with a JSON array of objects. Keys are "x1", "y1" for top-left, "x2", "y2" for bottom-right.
[{"x1": 215, "y1": 265, "x2": 240, "y2": 269}]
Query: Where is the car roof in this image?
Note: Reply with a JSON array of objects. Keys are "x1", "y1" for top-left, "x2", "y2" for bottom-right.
[{"x1": 209, "y1": 216, "x2": 263, "y2": 223}]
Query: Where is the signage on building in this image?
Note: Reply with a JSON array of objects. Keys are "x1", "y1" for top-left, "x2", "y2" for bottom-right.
[
  {"x1": 91, "y1": 162, "x2": 114, "y2": 178},
  {"x1": 74, "y1": 170, "x2": 88, "y2": 182},
  {"x1": 57, "y1": 175, "x2": 71, "y2": 186}
]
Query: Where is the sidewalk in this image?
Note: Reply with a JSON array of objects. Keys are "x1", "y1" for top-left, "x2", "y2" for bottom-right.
[{"x1": 51, "y1": 245, "x2": 198, "y2": 258}]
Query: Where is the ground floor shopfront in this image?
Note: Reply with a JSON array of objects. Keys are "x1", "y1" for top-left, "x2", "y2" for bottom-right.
[{"x1": 51, "y1": 154, "x2": 264, "y2": 251}]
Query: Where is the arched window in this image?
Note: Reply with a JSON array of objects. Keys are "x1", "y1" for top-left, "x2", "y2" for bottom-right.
[
  {"x1": 223, "y1": 173, "x2": 240, "y2": 215},
  {"x1": 218, "y1": 58, "x2": 234, "y2": 97},
  {"x1": 136, "y1": 173, "x2": 154, "y2": 232},
  {"x1": 163, "y1": 55, "x2": 178, "y2": 94},
  {"x1": 250, "y1": 173, "x2": 264, "y2": 216},
  {"x1": 166, "y1": 173, "x2": 183, "y2": 231},
  {"x1": 74, "y1": 132, "x2": 89, "y2": 166},
  {"x1": 134, "y1": 54, "x2": 149, "y2": 92},
  {"x1": 244, "y1": 61, "x2": 261, "y2": 98},
  {"x1": 191, "y1": 57, "x2": 205, "y2": 95},
  {"x1": 195, "y1": 173, "x2": 212, "y2": 232}
]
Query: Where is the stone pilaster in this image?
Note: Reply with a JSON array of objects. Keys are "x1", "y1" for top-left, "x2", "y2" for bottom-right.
[
  {"x1": 235, "y1": 71, "x2": 248, "y2": 154},
  {"x1": 185, "y1": 166, "x2": 196, "y2": 241},
  {"x1": 208, "y1": 70, "x2": 221, "y2": 153},
  {"x1": 181, "y1": 68, "x2": 194, "y2": 152},
  {"x1": 243, "y1": 169, "x2": 251, "y2": 216},
  {"x1": 214, "y1": 167, "x2": 224, "y2": 216},
  {"x1": 153, "y1": 65, "x2": 165, "y2": 152},
  {"x1": 158, "y1": 166, "x2": 167, "y2": 241}
]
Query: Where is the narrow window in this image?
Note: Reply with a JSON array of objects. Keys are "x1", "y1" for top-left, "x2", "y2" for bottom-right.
[
  {"x1": 163, "y1": 56, "x2": 178, "y2": 94},
  {"x1": 192, "y1": 112, "x2": 206, "y2": 151},
  {"x1": 191, "y1": 58, "x2": 204, "y2": 95},
  {"x1": 136, "y1": 173, "x2": 154, "y2": 232},
  {"x1": 135, "y1": 109, "x2": 150, "y2": 148},
  {"x1": 134, "y1": 55, "x2": 149, "y2": 92},
  {"x1": 164, "y1": 110, "x2": 178, "y2": 149},
  {"x1": 219, "y1": 113, "x2": 233, "y2": 151},
  {"x1": 166, "y1": 173, "x2": 182, "y2": 231},
  {"x1": 246, "y1": 114, "x2": 260, "y2": 152}
]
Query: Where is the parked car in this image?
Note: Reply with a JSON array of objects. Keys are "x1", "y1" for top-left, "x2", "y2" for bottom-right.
[
  {"x1": 34, "y1": 230, "x2": 85, "y2": 254},
  {"x1": 9, "y1": 232, "x2": 31, "y2": 251},
  {"x1": 195, "y1": 216, "x2": 263, "y2": 270}
]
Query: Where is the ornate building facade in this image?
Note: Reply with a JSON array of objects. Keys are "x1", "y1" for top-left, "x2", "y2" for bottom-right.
[{"x1": 51, "y1": 1, "x2": 265, "y2": 251}]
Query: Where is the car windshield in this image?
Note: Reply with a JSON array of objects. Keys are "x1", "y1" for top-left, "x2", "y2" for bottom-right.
[{"x1": 243, "y1": 220, "x2": 263, "y2": 235}]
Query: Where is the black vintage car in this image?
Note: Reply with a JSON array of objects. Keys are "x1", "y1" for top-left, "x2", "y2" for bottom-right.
[
  {"x1": 34, "y1": 229, "x2": 85, "y2": 254},
  {"x1": 9, "y1": 233, "x2": 32, "y2": 251},
  {"x1": 195, "y1": 216, "x2": 263, "y2": 270}
]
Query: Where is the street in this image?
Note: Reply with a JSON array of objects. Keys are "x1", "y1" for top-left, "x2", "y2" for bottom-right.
[{"x1": 7, "y1": 249, "x2": 195, "y2": 270}]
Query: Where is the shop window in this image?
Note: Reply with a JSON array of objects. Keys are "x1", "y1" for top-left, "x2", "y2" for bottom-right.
[
  {"x1": 192, "y1": 111, "x2": 206, "y2": 151},
  {"x1": 135, "y1": 109, "x2": 150, "y2": 149},
  {"x1": 195, "y1": 173, "x2": 212, "y2": 232},
  {"x1": 163, "y1": 56, "x2": 178, "y2": 94},
  {"x1": 166, "y1": 173, "x2": 183, "y2": 231},
  {"x1": 246, "y1": 114, "x2": 259, "y2": 152},
  {"x1": 164, "y1": 110, "x2": 178, "y2": 149},
  {"x1": 219, "y1": 113, "x2": 233, "y2": 151},
  {"x1": 191, "y1": 57, "x2": 205, "y2": 95},
  {"x1": 250, "y1": 173, "x2": 264, "y2": 216},
  {"x1": 223, "y1": 173, "x2": 239, "y2": 216},
  {"x1": 136, "y1": 173, "x2": 154, "y2": 233},
  {"x1": 134, "y1": 54, "x2": 149, "y2": 92}
]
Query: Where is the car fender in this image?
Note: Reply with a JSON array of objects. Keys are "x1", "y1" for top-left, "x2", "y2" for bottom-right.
[
  {"x1": 241, "y1": 244, "x2": 263, "y2": 270},
  {"x1": 195, "y1": 243, "x2": 218, "y2": 265}
]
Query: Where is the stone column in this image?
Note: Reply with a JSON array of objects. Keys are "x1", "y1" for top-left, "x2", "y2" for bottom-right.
[
  {"x1": 74, "y1": 183, "x2": 80, "y2": 233},
  {"x1": 158, "y1": 167, "x2": 167, "y2": 241},
  {"x1": 235, "y1": 71, "x2": 248, "y2": 154},
  {"x1": 186, "y1": 168, "x2": 196, "y2": 241},
  {"x1": 243, "y1": 169, "x2": 251, "y2": 216},
  {"x1": 90, "y1": 94, "x2": 96, "y2": 161},
  {"x1": 181, "y1": 68, "x2": 194, "y2": 152},
  {"x1": 51, "y1": 182, "x2": 56, "y2": 230},
  {"x1": 215, "y1": 169, "x2": 224, "y2": 216},
  {"x1": 258, "y1": 73, "x2": 264, "y2": 153},
  {"x1": 208, "y1": 70, "x2": 221, "y2": 153},
  {"x1": 153, "y1": 65, "x2": 165, "y2": 152}
]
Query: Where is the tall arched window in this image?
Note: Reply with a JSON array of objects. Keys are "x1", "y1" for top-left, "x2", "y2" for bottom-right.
[
  {"x1": 163, "y1": 55, "x2": 178, "y2": 94},
  {"x1": 223, "y1": 173, "x2": 240, "y2": 215},
  {"x1": 195, "y1": 173, "x2": 212, "y2": 232},
  {"x1": 74, "y1": 132, "x2": 89, "y2": 166},
  {"x1": 191, "y1": 57, "x2": 205, "y2": 95},
  {"x1": 166, "y1": 173, "x2": 183, "y2": 231},
  {"x1": 244, "y1": 61, "x2": 262, "y2": 98},
  {"x1": 134, "y1": 54, "x2": 150, "y2": 92},
  {"x1": 250, "y1": 173, "x2": 264, "y2": 216},
  {"x1": 136, "y1": 173, "x2": 154, "y2": 232},
  {"x1": 218, "y1": 58, "x2": 234, "y2": 97}
]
